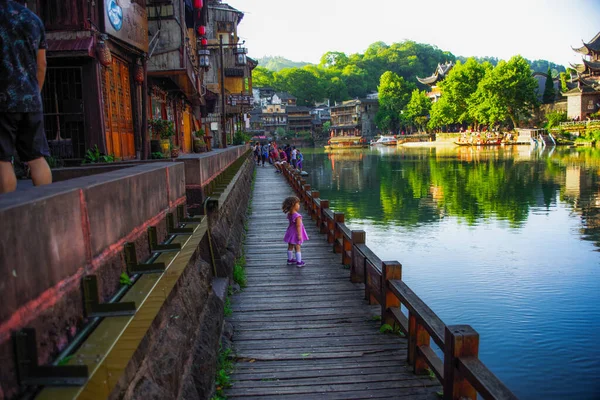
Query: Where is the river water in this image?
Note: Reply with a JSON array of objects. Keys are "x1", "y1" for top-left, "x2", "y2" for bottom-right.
[{"x1": 300, "y1": 145, "x2": 600, "y2": 400}]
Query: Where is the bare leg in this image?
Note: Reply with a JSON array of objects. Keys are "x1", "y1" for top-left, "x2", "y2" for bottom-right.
[
  {"x1": 294, "y1": 244, "x2": 301, "y2": 253},
  {"x1": 28, "y1": 157, "x2": 52, "y2": 187},
  {"x1": 0, "y1": 161, "x2": 17, "y2": 193},
  {"x1": 288, "y1": 243, "x2": 294, "y2": 251}
]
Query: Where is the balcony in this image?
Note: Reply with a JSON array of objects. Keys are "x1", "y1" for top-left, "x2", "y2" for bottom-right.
[{"x1": 148, "y1": 37, "x2": 199, "y2": 100}]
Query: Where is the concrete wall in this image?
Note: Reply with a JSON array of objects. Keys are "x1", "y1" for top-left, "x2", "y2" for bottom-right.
[
  {"x1": 0, "y1": 163, "x2": 185, "y2": 399},
  {"x1": 0, "y1": 147, "x2": 251, "y2": 399},
  {"x1": 183, "y1": 146, "x2": 250, "y2": 208},
  {"x1": 116, "y1": 158, "x2": 255, "y2": 399}
]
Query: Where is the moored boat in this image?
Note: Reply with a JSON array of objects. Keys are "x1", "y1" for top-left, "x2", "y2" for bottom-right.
[
  {"x1": 370, "y1": 135, "x2": 397, "y2": 146},
  {"x1": 324, "y1": 136, "x2": 368, "y2": 150}
]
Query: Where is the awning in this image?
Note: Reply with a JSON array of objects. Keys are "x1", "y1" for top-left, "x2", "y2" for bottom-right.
[{"x1": 47, "y1": 37, "x2": 95, "y2": 58}]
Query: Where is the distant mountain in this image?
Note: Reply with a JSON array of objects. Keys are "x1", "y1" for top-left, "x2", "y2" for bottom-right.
[{"x1": 257, "y1": 56, "x2": 312, "y2": 71}]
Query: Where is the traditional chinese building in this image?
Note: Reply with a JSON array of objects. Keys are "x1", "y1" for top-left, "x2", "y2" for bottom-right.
[
  {"x1": 26, "y1": 0, "x2": 148, "y2": 160},
  {"x1": 564, "y1": 32, "x2": 600, "y2": 119},
  {"x1": 260, "y1": 104, "x2": 287, "y2": 136},
  {"x1": 286, "y1": 106, "x2": 312, "y2": 135},
  {"x1": 146, "y1": 0, "x2": 205, "y2": 154},
  {"x1": 417, "y1": 62, "x2": 454, "y2": 102},
  {"x1": 330, "y1": 99, "x2": 378, "y2": 141},
  {"x1": 202, "y1": 0, "x2": 255, "y2": 147}
]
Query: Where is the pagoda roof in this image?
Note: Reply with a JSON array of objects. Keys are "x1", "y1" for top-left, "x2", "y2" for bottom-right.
[
  {"x1": 562, "y1": 85, "x2": 600, "y2": 96},
  {"x1": 417, "y1": 62, "x2": 454, "y2": 86},
  {"x1": 572, "y1": 31, "x2": 600, "y2": 55},
  {"x1": 583, "y1": 59, "x2": 600, "y2": 72}
]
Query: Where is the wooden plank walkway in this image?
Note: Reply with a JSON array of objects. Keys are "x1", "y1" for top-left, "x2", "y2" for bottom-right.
[{"x1": 225, "y1": 165, "x2": 441, "y2": 399}]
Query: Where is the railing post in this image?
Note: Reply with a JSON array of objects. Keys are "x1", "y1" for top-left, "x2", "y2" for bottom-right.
[
  {"x1": 350, "y1": 231, "x2": 365, "y2": 283},
  {"x1": 342, "y1": 231, "x2": 352, "y2": 266},
  {"x1": 327, "y1": 211, "x2": 335, "y2": 243},
  {"x1": 320, "y1": 200, "x2": 329, "y2": 232},
  {"x1": 414, "y1": 321, "x2": 431, "y2": 375},
  {"x1": 444, "y1": 325, "x2": 479, "y2": 400},
  {"x1": 333, "y1": 213, "x2": 344, "y2": 254},
  {"x1": 408, "y1": 312, "x2": 417, "y2": 366},
  {"x1": 381, "y1": 261, "x2": 402, "y2": 325},
  {"x1": 303, "y1": 184, "x2": 311, "y2": 209},
  {"x1": 310, "y1": 191, "x2": 319, "y2": 220}
]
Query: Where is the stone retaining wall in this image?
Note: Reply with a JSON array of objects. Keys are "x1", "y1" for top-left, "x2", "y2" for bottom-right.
[{"x1": 0, "y1": 149, "x2": 252, "y2": 400}]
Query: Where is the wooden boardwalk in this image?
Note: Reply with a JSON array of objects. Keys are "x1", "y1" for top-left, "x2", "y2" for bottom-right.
[{"x1": 225, "y1": 165, "x2": 441, "y2": 399}]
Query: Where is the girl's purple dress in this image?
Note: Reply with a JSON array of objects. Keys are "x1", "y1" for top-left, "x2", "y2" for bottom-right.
[{"x1": 283, "y1": 212, "x2": 309, "y2": 244}]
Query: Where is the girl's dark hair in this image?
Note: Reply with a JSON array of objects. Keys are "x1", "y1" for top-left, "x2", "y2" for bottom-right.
[{"x1": 282, "y1": 196, "x2": 300, "y2": 214}]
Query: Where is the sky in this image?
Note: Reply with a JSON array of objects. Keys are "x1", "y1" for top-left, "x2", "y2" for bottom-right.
[{"x1": 232, "y1": 0, "x2": 600, "y2": 68}]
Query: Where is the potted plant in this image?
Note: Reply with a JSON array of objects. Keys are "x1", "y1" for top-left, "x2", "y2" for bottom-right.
[
  {"x1": 170, "y1": 140, "x2": 180, "y2": 158},
  {"x1": 149, "y1": 119, "x2": 175, "y2": 156},
  {"x1": 193, "y1": 129, "x2": 207, "y2": 152}
]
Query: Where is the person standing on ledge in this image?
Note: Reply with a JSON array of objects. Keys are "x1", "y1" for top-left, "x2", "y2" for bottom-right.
[{"x1": 0, "y1": 0, "x2": 52, "y2": 194}]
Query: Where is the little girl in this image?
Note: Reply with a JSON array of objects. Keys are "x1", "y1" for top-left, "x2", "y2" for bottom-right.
[{"x1": 282, "y1": 196, "x2": 309, "y2": 267}]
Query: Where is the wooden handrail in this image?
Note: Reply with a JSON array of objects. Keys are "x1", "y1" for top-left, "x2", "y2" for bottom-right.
[{"x1": 276, "y1": 160, "x2": 517, "y2": 400}]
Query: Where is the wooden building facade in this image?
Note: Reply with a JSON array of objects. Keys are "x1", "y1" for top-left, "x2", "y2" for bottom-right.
[{"x1": 26, "y1": 0, "x2": 148, "y2": 161}]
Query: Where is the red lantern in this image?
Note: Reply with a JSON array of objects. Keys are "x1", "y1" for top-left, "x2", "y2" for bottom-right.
[
  {"x1": 134, "y1": 63, "x2": 144, "y2": 84},
  {"x1": 96, "y1": 39, "x2": 112, "y2": 67},
  {"x1": 201, "y1": 37, "x2": 208, "y2": 46},
  {"x1": 193, "y1": 0, "x2": 202, "y2": 9},
  {"x1": 197, "y1": 25, "x2": 206, "y2": 36}
]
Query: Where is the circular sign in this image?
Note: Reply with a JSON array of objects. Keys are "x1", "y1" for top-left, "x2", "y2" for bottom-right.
[{"x1": 107, "y1": 0, "x2": 123, "y2": 31}]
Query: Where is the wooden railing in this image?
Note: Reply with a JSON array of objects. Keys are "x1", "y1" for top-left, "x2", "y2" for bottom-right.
[{"x1": 277, "y1": 162, "x2": 518, "y2": 400}]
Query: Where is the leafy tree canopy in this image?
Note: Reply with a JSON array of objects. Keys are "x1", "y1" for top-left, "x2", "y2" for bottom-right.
[{"x1": 468, "y1": 55, "x2": 539, "y2": 128}]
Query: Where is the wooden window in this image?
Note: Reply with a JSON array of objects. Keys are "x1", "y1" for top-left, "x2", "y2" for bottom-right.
[{"x1": 39, "y1": 0, "x2": 85, "y2": 30}]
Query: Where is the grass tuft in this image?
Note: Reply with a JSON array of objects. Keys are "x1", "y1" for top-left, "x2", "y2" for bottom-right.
[
  {"x1": 233, "y1": 255, "x2": 247, "y2": 288},
  {"x1": 211, "y1": 345, "x2": 233, "y2": 400}
]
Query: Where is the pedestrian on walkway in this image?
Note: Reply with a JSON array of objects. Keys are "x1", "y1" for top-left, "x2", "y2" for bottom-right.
[
  {"x1": 261, "y1": 142, "x2": 269, "y2": 166},
  {"x1": 296, "y1": 149, "x2": 303, "y2": 172},
  {"x1": 0, "y1": 0, "x2": 52, "y2": 194},
  {"x1": 290, "y1": 146, "x2": 298, "y2": 169},
  {"x1": 282, "y1": 196, "x2": 309, "y2": 267}
]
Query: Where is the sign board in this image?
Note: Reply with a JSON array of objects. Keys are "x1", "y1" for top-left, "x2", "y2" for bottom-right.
[
  {"x1": 103, "y1": 0, "x2": 149, "y2": 52},
  {"x1": 227, "y1": 94, "x2": 253, "y2": 106},
  {"x1": 210, "y1": 122, "x2": 219, "y2": 131}
]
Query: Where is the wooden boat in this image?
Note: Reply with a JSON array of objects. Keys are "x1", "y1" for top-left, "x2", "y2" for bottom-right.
[
  {"x1": 324, "y1": 136, "x2": 368, "y2": 150},
  {"x1": 454, "y1": 138, "x2": 503, "y2": 146}
]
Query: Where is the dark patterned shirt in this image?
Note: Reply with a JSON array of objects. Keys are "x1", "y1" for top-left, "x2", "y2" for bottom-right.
[{"x1": 0, "y1": 0, "x2": 47, "y2": 112}]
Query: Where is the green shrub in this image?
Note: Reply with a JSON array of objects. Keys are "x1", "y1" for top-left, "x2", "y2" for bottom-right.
[
  {"x1": 83, "y1": 145, "x2": 115, "y2": 164},
  {"x1": 545, "y1": 111, "x2": 568, "y2": 129},
  {"x1": 233, "y1": 131, "x2": 250, "y2": 145}
]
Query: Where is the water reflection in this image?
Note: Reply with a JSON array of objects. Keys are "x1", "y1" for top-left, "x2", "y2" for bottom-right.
[
  {"x1": 303, "y1": 146, "x2": 600, "y2": 399},
  {"x1": 307, "y1": 146, "x2": 600, "y2": 238}
]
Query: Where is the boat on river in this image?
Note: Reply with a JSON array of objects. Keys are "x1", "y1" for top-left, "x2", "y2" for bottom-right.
[
  {"x1": 324, "y1": 136, "x2": 368, "y2": 150},
  {"x1": 454, "y1": 138, "x2": 503, "y2": 146},
  {"x1": 370, "y1": 135, "x2": 397, "y2": 146}
]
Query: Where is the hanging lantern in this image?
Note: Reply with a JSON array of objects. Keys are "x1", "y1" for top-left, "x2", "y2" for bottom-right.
[
  {"x1": 197, "y1": 25, "x2": 206, "y2": 36},
  {"x1": 234, "y1": 47, "x2": 247, "y2": 66},
  {"x1": 193, "y1": 0, "x2": 203, "y2": 9},
  {"x1": 201, "y1": 37, "x2": 208, "y2": 46},
  {"x1": 134, "y1": 63, "x2": 144, "y2": 84},
  {"x1": 96, "y1": 37, "x2": 112, "y2": 67},
  {"x1": 198, "y1": 49, "x2": 210, "y2": 68}
]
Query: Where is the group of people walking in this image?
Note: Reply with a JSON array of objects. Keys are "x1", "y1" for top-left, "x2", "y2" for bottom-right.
[{"x1": 252, "y1": 141, "x2": 303, "y2": 171}]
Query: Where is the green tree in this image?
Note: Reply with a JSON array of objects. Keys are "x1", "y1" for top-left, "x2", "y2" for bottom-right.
[
  {"x1": 319, "y1": 51, "x2": 349, "y2": 70},
  {"x1": 274, "y1": 68, "x2": 324, "y2": 106},
  {"x1": 429, "y1": 58, "x2": 490, "y2": 128},
  {"x1": 404, "y1": 89, "x2": 432, "y2": 132},
  {"x1": 542, "y1": 67, "x2": 555, "y2": 104},
  {"x1": 468, "y1": 55, "x2": 538, "y2": 128},
  {"x1": 252, "y1": 66, "x2": 275, "y2": 88},
  {"x1": 376, "y1": 71, "x2": 415, "y2": 133}
]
